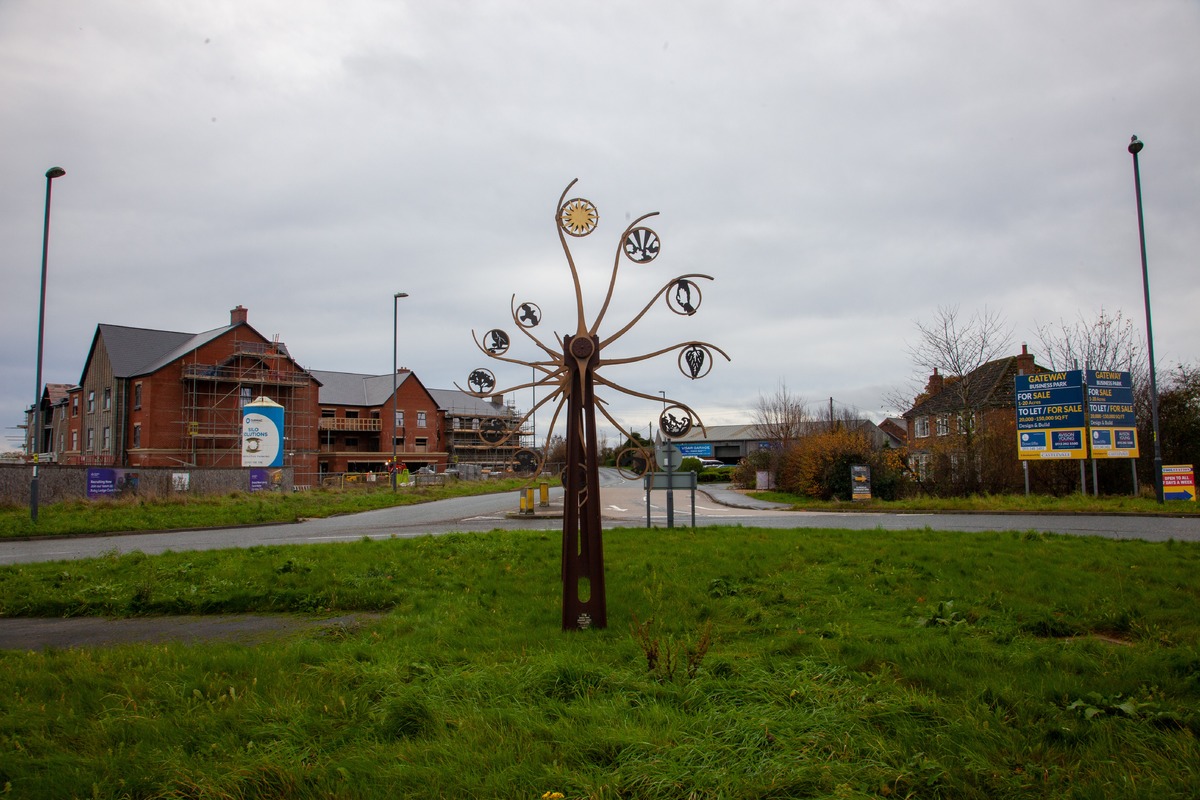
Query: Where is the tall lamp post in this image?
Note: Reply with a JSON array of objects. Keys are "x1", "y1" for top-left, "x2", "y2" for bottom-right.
[
  {"x1": 31, "y1": 166, "x2": 66, "y2": 523},
  {"x1": 1128, "y1": 135, "x2": 1164, "y2": 504},
  {"x1": 391, "y1": 291, "x2": 409, "y2": 490}
]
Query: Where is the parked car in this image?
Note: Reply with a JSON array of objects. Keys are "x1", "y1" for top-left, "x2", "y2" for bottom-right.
[{"x1": 698, "y1": 458, "x2": 725, "y2": 469}]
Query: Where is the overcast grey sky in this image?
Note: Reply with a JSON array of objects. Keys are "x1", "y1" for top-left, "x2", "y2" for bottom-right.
[{"x1": 3, "y1": 1, "x2": 1198, "y2": 451}]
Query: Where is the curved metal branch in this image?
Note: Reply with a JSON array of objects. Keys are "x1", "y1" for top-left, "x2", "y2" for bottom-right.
[
  {"x1": 592, "y1": 397, "x2": 641, "y2": 448},
  {"x1": 471, "y1": 329, "x2": 561, "y2": 374},
  {"x1": 600, "y1": 343, "x2": 729, "y2": 371},
  {"x1": 589, "y1": 211, "x2": 660, "y2": 338},
  {"x1": 555, "y1": 179, "x2": 589, "y2": 337},
  {"x1": 592, "y1": 374, "x2": 710, "y2": 436},
  {"x1": 601, "y1": 273, "x2": 714, "y2": 349}
]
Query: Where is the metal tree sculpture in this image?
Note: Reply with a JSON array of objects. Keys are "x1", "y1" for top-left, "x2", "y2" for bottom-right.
[{"x1": 460, "y1": 179, "x2": 728, "y2": 631}]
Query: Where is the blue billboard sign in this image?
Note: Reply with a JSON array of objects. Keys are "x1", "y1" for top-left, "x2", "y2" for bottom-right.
[
  {"x1": 1085, "y1": 370, "x2": 1139, "y2": 459},
  {"x1": 676, "y1": 442, "x2": 714, "y2": 458},
  {"x1": 1015, "y1": 370, "x2": 1086, "y2": 460},
  {"x1": 242, "y1": 396, "x2": 285, "y2": 468}
]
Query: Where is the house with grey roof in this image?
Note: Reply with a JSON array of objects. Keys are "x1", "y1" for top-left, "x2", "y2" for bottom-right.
[
  {"x1": 309, "y1": 367, "x2": 445, "y2": 475},
  {"x1": 50, "y1": 305, "x2": 321, "y2": 477}
]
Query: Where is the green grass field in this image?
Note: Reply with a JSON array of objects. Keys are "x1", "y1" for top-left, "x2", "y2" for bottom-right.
[{"x1": 1, "y1": 525, "x2": 1197, "y2": 798}]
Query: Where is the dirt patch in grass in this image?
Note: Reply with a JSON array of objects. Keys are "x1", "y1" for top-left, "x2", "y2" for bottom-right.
[{"x1": 0, "y1": 612, "x2": 387, "y2": 651}]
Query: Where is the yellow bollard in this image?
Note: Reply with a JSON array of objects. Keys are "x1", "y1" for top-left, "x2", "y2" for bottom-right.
[
  {"x1": 539, "y1": 481, "x2": 549, "y2": 507},
  {"x1": 519, "y1": 493, "x2": 528, "y2": 514},
  {"x1": 525, "y1": 487, "x2": 535, "y2": 514}
]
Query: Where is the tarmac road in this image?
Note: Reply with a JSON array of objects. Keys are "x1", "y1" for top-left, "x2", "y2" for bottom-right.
[{"x1": 1, "y1": 470, "x2": 1198, "y2": 568}]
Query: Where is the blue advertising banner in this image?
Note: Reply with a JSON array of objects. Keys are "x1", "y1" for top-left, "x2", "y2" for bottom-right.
[
  {"x1": 242, "y1": 396, "x2": 285, "y2": 468},
  {"x1": 676, "y1": 443, "x2": 713, "y2": 457},
  {"x1": 1085, "y1": 370, "x2": 1139, "y2": 459},
  {"x1": 86, "y1": 468, "x2": 139, "y2": 498},
  {"x1": 1015, "y1": 370, "x2": 1086, "y2": 460}
]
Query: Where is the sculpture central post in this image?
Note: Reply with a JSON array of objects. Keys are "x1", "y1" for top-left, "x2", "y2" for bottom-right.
[{"x1": 561, "y1": 333, "x2": 607, "y2": 630}]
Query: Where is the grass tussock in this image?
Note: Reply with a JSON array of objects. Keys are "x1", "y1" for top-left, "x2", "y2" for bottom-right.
[{"x1": 0, "y1": 526, "x2": 1198, "y2": 798}]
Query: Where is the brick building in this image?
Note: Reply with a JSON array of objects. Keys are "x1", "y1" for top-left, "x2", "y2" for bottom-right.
[
  {"x1": 23, "y1": 305, "x2": 531, "y2": 482},
  {"x1": 27, "y1": 306, "x2": 321, "y2": 476},
  {"x1": 902, "y1": 345, "x2": 1044, "y2": 479}
]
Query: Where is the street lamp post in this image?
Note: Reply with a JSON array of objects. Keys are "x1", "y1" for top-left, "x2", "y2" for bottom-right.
[
  {"x1": 1128, "y1": 135, "x2": 1164, "y2": 504},
  {"x1": 31, "y1": 166, "x2": 66, "y2": 523},
  {"x1": 391, "y1": 292, "x2": 408, "y2": 490}
]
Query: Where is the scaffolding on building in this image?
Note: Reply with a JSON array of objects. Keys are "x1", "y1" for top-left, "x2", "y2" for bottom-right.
[
  {"x1": 442, "y1": 398, "x2": 533, "y2": 470},
  {"x1": 179, "y1": 336, "x2": 316, "y2": 468}
]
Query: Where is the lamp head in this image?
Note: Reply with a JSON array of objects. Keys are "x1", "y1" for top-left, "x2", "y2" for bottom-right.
[
  {"x1": 45, "y1": 167, "x2": 65, "y2": 179},
  {"x1": 1128, "y1": 136, "x2": 1144, "y2": 155},
  {"x1": 395, "y1": 292, "x2": 409, "y2": 299}
]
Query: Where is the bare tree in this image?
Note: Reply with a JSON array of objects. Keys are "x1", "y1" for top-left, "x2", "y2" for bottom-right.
[
  {"x1": 1034, "y1": 307, "x2": 1146, "y2": 384},
  {"x1": 753, "y1": 382, "x2": 810, "y2": 453},
  {"x1": 909, "y1": 305, "x2": 1014, "y2": 409}
]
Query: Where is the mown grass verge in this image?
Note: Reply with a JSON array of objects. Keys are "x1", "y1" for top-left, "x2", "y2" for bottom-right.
[
  {"x1": 0, "y1": 526, "x2": 1198, "y2": 798},
  {"x1": 0, "y1": 477, "x2": 542, "y2": 539},
  {"x1": 747, "y1": 489, "x2": 1200, "y2": 516}
]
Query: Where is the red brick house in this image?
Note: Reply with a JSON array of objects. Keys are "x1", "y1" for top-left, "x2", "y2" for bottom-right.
[
  {"x1": 310, "y1": 368, "x2": 447, "y2": 475},
  {"x1": 903, "y1": 345, "x2": 1044, "y2": 486},
  {"x1": 58, "y1": 306, "x2": 320, "y2": 475}
]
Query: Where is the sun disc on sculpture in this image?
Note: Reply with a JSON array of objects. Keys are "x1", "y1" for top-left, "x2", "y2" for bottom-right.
[{"x1": 559, "y1": 198, "x2": 598, "y2": 237}]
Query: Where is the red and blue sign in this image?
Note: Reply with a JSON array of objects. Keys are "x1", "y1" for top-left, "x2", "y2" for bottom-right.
[{"x1": 1163, "y1": 465, "x2": 1196, "y2": 502}]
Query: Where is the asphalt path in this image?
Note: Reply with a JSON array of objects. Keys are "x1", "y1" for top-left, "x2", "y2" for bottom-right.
[{"x1": 1, "y1": 469, "x2": 1197, "y2": 566}]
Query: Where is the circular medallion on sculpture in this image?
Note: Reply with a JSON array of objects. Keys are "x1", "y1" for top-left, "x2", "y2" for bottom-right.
[
  {"x1": 659, "y1": 405, "x2": 693, "y2": 438},
  {"x1": 467, "y1": 368, "x2": 496, "y2": 395},
  {"x1": 559, "y1": 198, "x2": 598, "y2": 237},
  {"x1": 484, "y1": 329, "x2": 510, "y2": 355},
  {"x1": 479, "y1": 418, "x2": 507, "y2": 445},
  {"x1": 615, "y1": 446, "x2": 652, "y2": 480},
  {"x1": 679, "y1": 344, "x2": 714, "y2": 379},
  {"x1": 623, "y1": 226, "x2": 660, "y2": 263},
  {"x1": 513, "y1": 448, "x2": 539, "y2": 477},
  {"x1": 516, "y1": 302, "x2": 542, "y2": 328},
  {"x1": 666, "y1": 278, "x2": 702, "y2": 316}
]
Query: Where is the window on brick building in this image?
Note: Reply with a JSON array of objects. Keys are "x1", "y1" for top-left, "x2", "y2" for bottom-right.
[
  {"x1": 86, "y1": 428, "x2": 94, "y2": 452},
  {"x1": 417, "y1": 411, "x2": 427, "y2": 427},
  {"x1": 72, "y1": 396, "x2": 79, "y2": 417},
  {"x1": 936, "y1": 415, "x2": 949, "y2": 436},
  {"x1": 133, "y1": 383, "x2": 142, "y2": 410},
  {"x1": 103, "y1": 387, "x2": 112, "y2": 411},
  {"x1": 133, "y1": 424, "x2": 141, "y2": 449},
  {"x1": 87, "y1": 391, "x2": 95, "y2": 414},
  {"x1": 102, "y1": 427, "x2": 111, "y2": 452},
  {"x1": 915, "y1": 416, "x2": 930, "y2": 438}
]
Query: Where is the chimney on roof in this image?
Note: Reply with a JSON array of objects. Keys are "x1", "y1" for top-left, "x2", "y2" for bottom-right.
[
  {"x1": 491, "y1": 394, "x2": 504, "y2": 405},
  {"x1": 230, "y1": 305, "x2": 248, "y2": 325},
  {"x1": 925, "y1": 368, "x2": 944, "y2": 397},
  {"x1": 1016, "y1": 343, "x2": 1035, "y2": 375},
  {"x1": 396, "y1": 367, "x2": 411, "y2": 374}
]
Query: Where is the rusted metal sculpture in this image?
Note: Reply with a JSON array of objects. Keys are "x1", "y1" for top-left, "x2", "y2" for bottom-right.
[{"x1": 460, "y1": 179, "x2": 728, "y2": 630}]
